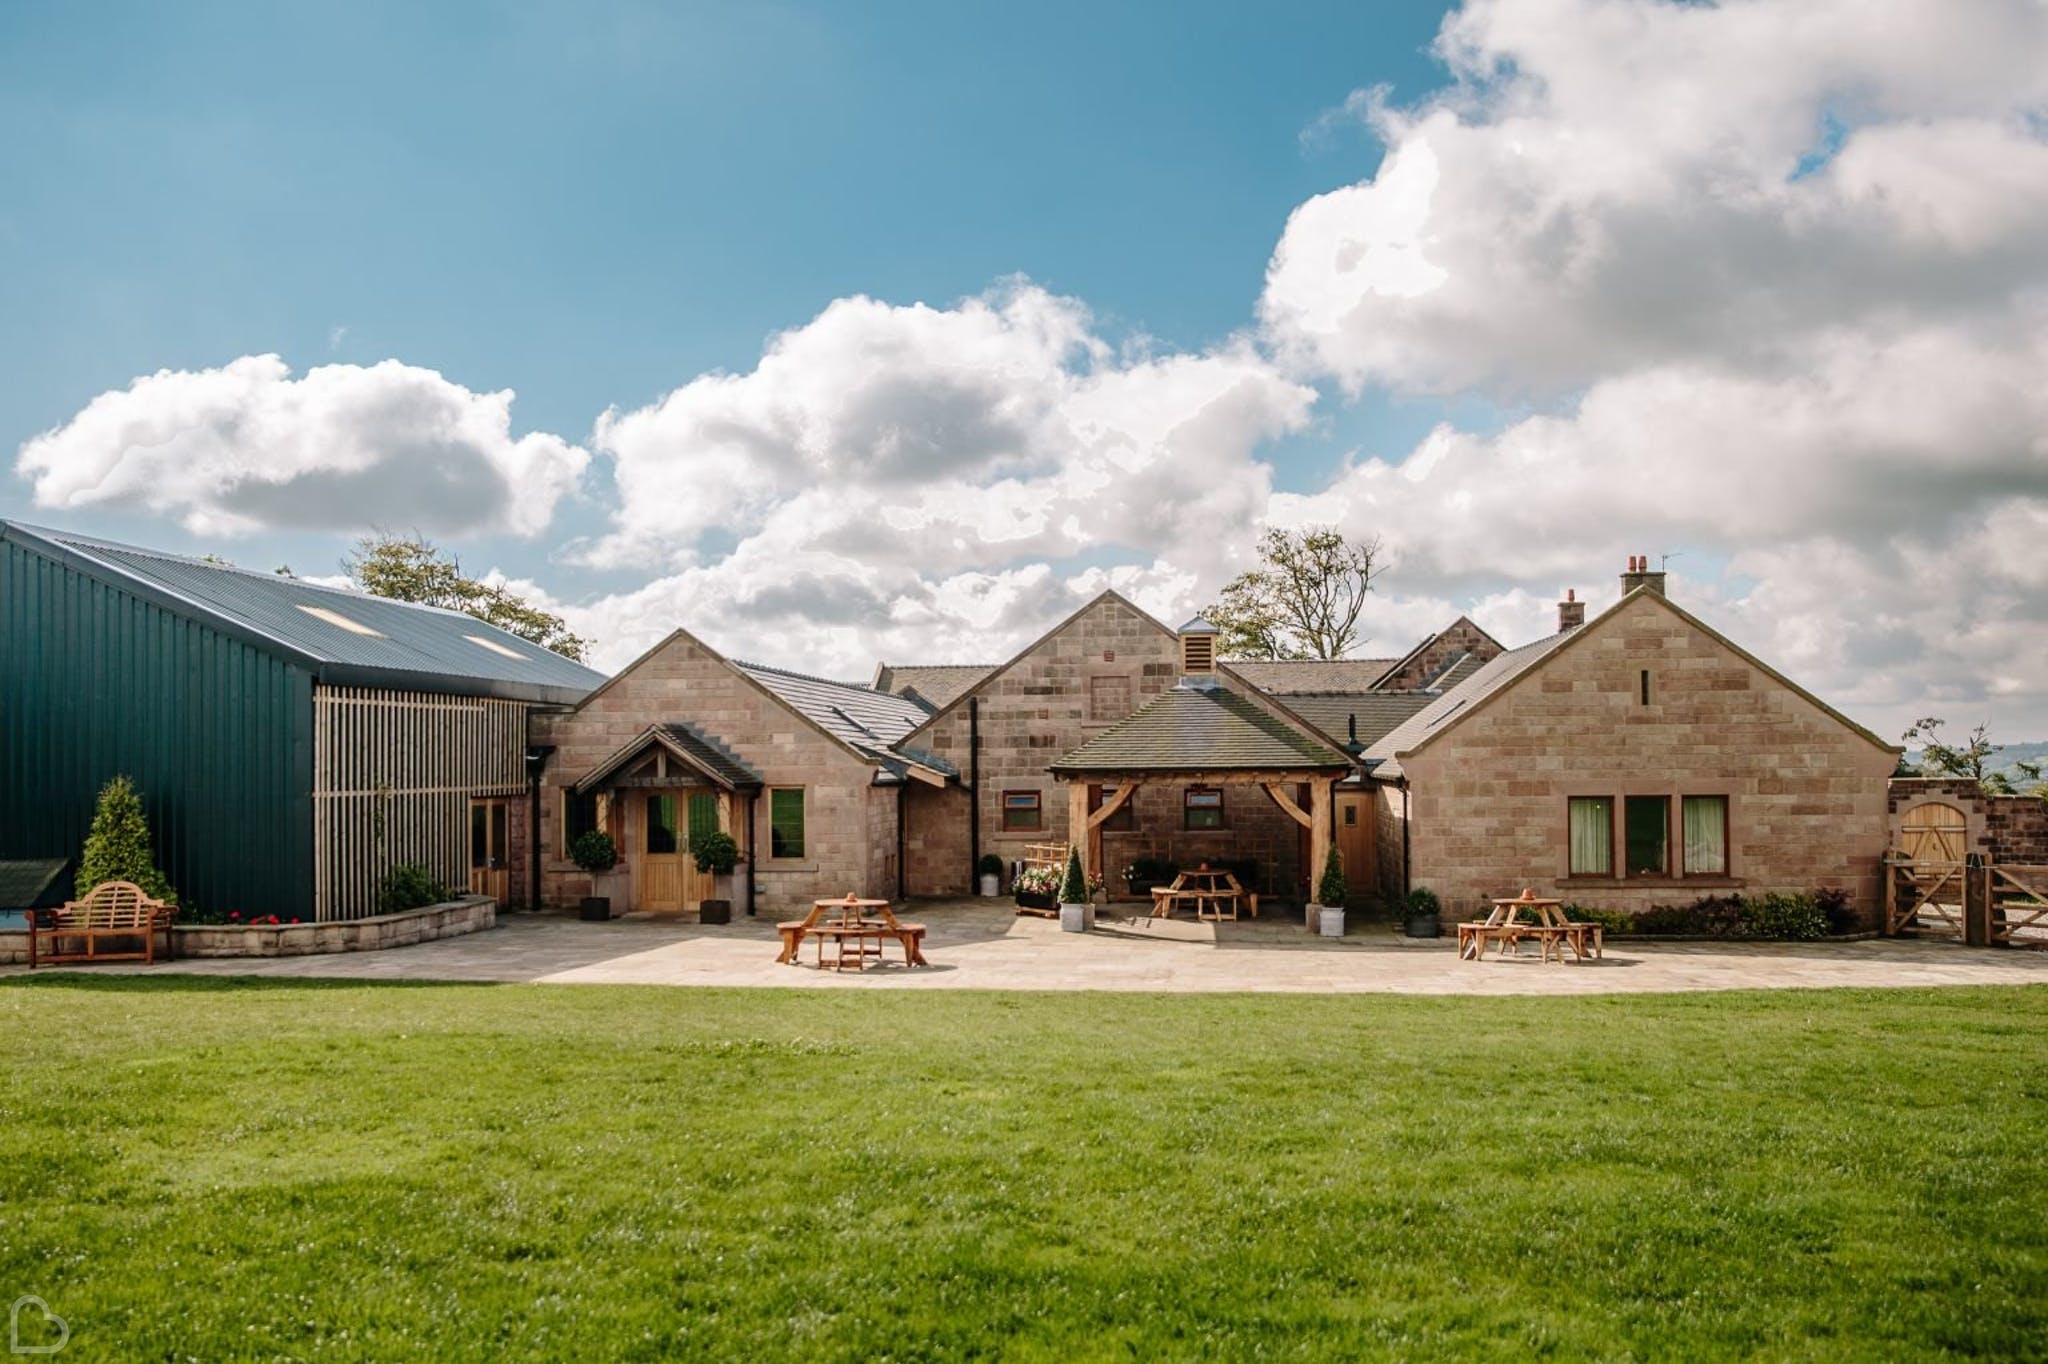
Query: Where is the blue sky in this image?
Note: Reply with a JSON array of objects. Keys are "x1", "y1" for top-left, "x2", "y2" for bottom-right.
[{"x1": 6, "y1": 1, "x2": 2047, "y2": 736}]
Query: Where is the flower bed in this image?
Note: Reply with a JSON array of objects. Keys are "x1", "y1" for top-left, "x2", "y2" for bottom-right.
[{"x1": 0, "y1": 895, "x2": 495, "y2": 965}]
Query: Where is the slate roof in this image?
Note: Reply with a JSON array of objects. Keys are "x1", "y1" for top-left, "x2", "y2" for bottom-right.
[
  {"x1": 1050, "y1": 684, "x2": 1353, "y2": 774},
  {"x1": 2, "y1": 521, "x2": 604, "y2": 705},
  {"x1": 1221, "y1": 658, "x2": 1399, "y2": 694},
  {"x1": 0, "y1": 859, "x2": 68, "y2": 909},
  {"x1": 1363, "y1": 629, "x2": 1580, "y2": 778},
  {"x1": 574, "y1": 722, "x2": 764, "y2": 793},
  {"x1": 1274, "y1": 692, "x2": 1436, "y2": 751},
  {"x1": 736, "y1": 660, "x2": 958, "y2": 778},
  {"x1": 871, "y1": 663, "x2": 998, "y2": 709}
]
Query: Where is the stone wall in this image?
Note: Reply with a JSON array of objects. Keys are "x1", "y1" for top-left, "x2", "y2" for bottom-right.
[
  {"x1": 1376, "y1": 617, "x2": 1503, "y2": 691},
  {"x1": 1889, "y1": 777, "x2": 2048, "y2": 863},
  {"x1": 1094, "y1": 783, "x2": 1308, "y2": 901},
  {"x1": 532, "y1": 632, "x2": 888, "y2": 916},
  {"x1": 0, "y1": 896, "x2": 495, "y2": 965},
  {"x1": 903, "y1": 782, "x2": 971, "y2": 896},
  {"x1": 1399, "y1": 593, "x2": 1898, "y2": 926}
]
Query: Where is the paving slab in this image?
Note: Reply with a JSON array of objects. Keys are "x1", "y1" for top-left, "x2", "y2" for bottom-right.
[{"x1": 8, "y1": 899, "x2": 2048, "y2": 996}]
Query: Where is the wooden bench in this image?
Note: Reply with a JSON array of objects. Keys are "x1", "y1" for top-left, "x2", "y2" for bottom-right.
[
  {"x1": 777, "y1": 904, "x2": 929, "y2": 968},
  {"x1": 28, "y1": 880, "x2": 172, "y2": 968}
]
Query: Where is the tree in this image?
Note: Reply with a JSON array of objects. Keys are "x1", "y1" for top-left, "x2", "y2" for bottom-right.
[
  {"x1": 76, "y1": 774, "x2": 178, "y2": 905},
  {"x1": 1205, "y1": 526, "x2": 1383, "y2": 660},
  {"x1": 344, "y1": 533, "x2": 589, "y2": 662},
  {"x1": 1900, "y1": 716, "x2": 2026, "y2": 794}
]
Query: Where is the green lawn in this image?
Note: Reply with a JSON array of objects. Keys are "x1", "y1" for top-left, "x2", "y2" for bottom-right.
[{"x1": 2, "y1": 979, "x2": 2044, "y2": 1360}]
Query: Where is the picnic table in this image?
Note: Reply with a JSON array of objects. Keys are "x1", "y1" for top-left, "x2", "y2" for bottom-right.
[
  {"x1": 1150, "y1": 868, "x2": 1257, "y2": 921},
  {"x1": 1459, "y1": 891, "x2": 1601, "y2": 963},
  {"x1": 777, "y1": 895, "x2": 930, "y2": 971}
]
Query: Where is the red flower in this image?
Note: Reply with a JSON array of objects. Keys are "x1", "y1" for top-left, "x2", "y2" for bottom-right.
[
  {"x1": 289, "y1": 918, "x2": 300, "y2": 924},
  {"x1": 228, "y1": 911, "x2": 241, "y2": 920},
  {"x1": 267, "y1": 915, "x2": 280, "y2": 925}
]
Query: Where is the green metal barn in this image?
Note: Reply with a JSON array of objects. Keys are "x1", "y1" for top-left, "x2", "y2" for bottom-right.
[{"x1": 0, "y1": 522, "x2": 603, "y2": 921}]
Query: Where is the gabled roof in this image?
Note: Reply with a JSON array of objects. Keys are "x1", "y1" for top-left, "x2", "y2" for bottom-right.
[
  {"x1": 871, "y1": 663, "x2": 997, "y2": 709},
  {"x1": 574, "y1": 722, "x2": 764, "y2": 794},
  {"x1": 1364, "y1": 588, "x2": 1900, "y2": 779},
  {"x1": 1221, "y1": 658, "x2": 1401, "y2": 694},
  {"x1": 1369, "y1": 616, "x2": 1504, "y2": 690},
  {"x1": 1, "y1": 520, "x2": 604, "y2": 705},
  {"x1": 1273, "y1": 692, "x2": 1436, "y2": 751},
  {"x1": 736, "y1": 660, "x2": 957, "y2": 780},
  {"x1": 0, "y1": 859, "x2": 69, "y2": 909},
  {"x1": 1050, "y1": 684, "x2": 1353, "y2": 775},
  {"x1": 897, "y1": 588, "x2": 1177, "y2": 747}
]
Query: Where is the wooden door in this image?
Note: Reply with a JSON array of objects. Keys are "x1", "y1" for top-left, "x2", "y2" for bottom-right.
[
  {"x1": 638, "y1": 790, "x2": 719, "y2": 912},
  {"x1": 467, "y1": 797, "x2": 510, "y2": 901},
  {"x1": 639, "y1": 792, "x2": 685, "y2": 911},
  {"x1": 1335, "y1": 792, "x2": 1374, "y2": 904},
  {"x1": 1900, "y1": 802, "x2": 1967, "y2": 864}
]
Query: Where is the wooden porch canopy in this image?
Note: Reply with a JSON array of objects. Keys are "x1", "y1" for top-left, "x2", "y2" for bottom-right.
[
  {"x1": 1046, "y1": 683, "x2": 1356, "y2": 890},
  {"x1": 572, "y1": 722, "x2": 764, "y2": 795}
]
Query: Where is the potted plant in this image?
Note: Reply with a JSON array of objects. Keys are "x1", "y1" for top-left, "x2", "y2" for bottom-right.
[
  {"x1": 1013, "y1": 864, "x2": 1060, "y2": 912},
  {"x1": 689, "y1": 829, "x2": 740, "y2": 925},
  {"x1": 1404, "y1": 886, "x2": 1443, "y2": 938},
  {"x1": 571, "y1": 830, "x2": 620, "y2": 921},
  {"x1": 976, "y1": 853, "x2": 1004, "y2": 897},
  {"x1": 1313, "y1": 846, "x2": 1346, "y2": 938},
  {"x1": 1058, "y1": 845, "x2": 1093, "y2": 933}
]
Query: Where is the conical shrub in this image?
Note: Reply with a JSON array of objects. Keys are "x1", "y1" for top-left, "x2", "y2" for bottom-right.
[
  {"x1": 1059, "y1": 844, "x2": 1088, "y2": 904},
  {"x1": 1316, "y1": 845, "x2": 1345, "y2": 907},
  {"x1": 76, "y1": 774, "x2": 178, "y2": 905}
]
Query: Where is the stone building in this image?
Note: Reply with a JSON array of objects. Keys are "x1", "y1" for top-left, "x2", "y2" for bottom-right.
[{"x1": 1362, "y1": 561, "x2": 1902, "y2": 926}]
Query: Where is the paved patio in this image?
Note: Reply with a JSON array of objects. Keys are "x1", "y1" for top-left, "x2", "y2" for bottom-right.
[{"x1": 11, "y1": 898, "x2": 2048, "y2": 995}]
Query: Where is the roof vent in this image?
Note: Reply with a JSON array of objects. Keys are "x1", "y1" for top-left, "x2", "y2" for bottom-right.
[
  {"x1": 1176, "y1": 614, "x2": 1218, "y2": 687},
  {"x1": 295, "y1": 603, "x2": 384, "y2": 637}
]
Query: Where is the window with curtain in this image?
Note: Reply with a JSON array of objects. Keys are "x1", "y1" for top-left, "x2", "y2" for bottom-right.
[
  {"x1": 769, "y1": 788, "x2": 806, "y2": 858},
  {"x1": 687, "y1": 792, "x2": 720, "y2": 849},
  {"x1": 645, "y1": 793, "x2": 679, "y2": 855},
  {"x1": 1683, "y1": 795, "x2": 1728, "y2": 875},
  {"x1": 1625, "y1": 796, "x2": 1669, "y2": 876},
  {"x1": 1568, "y1": 797, "x2": 1612, "y2": 875}
]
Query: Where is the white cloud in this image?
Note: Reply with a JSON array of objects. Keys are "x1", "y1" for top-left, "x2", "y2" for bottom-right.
[
  {"x1": 16, "y1": 355, "x2": 587, "y2": 537},
  {"x1": 1261, "y1": 0, "x2": 2048, "y2": 396}
]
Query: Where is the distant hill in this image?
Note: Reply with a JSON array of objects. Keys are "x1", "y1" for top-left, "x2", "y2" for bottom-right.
[{"x1": 1906, "y1": 740, "x2": 2048, "y2": 781}]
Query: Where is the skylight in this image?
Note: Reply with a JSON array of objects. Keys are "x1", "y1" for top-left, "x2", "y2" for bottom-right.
[
  {"x1": 295, "y1": 604, "x2": 384, "y2": 637},
  {"x1": 465, "y1": 634, "x2": 525, "y2": 659}
]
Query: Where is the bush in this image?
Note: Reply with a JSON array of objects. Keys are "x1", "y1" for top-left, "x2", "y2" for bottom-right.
[
  {"x1": 1740, "y1": 892, "x2": 1829, "y2": 941},
  {"x1": 689, "y1": 830, "x2": 739, "y2": 876},
  {"x1": 570, "y1": 830, "x2": 618, "y2": 874},
  {"x1": 1406, "y1": 886, "x2": 1441, "y2": 920},
  {"x1": 1059, "y1": 846, "x2": 1088, "y2": 904},
  {"x1": 1316, "y1": 847, "x2": 1346, "y2": 906},
  {"x1": 1815, "y1": 886, "x2": 1857, "y2": 935},
  {"x1": 1560, "y1": 903, "x2": 1632, "y2": 933},
  {"x1": 377, "y1": 863, "x2": 449, "y2": 915},
  {"x1": 976, "y1": 853, "x2": 1005, "y2": 878},
  {"x1": 76, "y1": 774, "x2": 178, "y2": 906}
]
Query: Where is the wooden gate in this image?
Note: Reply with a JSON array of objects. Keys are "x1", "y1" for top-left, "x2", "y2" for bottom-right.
[
  {"x1": 1885, "y1": 802, "x2": 1969, "y2": 938},
  {"x1": 1987, "y1": 864, "x2": 2048, "y2": 947}
]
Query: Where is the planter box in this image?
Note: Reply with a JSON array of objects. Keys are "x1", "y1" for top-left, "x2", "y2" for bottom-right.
[
  {"x1": 1015, "y1": 891, "x2": 1057, "y2": 912},
  {"x1": 698, "y1": 899, "x2": 732, "y2": 926},
  {"x1": 0, "y1": 897, "x2": 508, "y2": 965},
  {"x1": 1059, "y1": 902, "x2": 1094, "y2": 933}
]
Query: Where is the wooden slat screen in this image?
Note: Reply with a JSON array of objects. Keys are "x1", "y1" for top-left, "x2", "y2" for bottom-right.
[{"x1": 312, "y1": 685, "x2": 529, "y2": 921}]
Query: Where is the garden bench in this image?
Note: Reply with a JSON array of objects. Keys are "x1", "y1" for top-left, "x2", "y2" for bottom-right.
[{"x1": 27, "y1": 880, "x2": 172, "y2": 968}]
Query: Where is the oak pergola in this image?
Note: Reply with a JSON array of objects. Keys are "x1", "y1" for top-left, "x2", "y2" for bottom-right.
[{"x1": 1047, "y1": 682, "x2": 1356, "y2": 894}]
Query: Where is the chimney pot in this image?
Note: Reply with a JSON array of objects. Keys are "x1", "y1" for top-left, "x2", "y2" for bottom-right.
[
  {"x1": 1558, "y1": 587, "x2": 1587, "y2": 633},
  {"x1": 1621, "y1": 555, "x2": 1668, "y2": 598}
]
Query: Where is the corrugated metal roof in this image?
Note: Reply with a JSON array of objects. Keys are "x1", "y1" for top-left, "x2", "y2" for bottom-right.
[
  {"x1": 1222, "y1": 658, "x2": 1399, "y2": 694},
  {"x1": 1050, "y1": 684, "x2": 1353, "y2": 774},
  {"x1": 3, "y1": 522, "x2": 604, "y2": 705},
  {"x1": 1364, "y1": 629, "x2": 1578, "y2": 778}
]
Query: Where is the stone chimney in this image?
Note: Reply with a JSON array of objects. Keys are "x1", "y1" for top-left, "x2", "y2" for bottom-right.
[
  {"x1": 1558, "y1": 588, "x2": 1585, "y2": 633},
  {"x1": 1176, "y1": 614, "x2": 1219, "y2": 689},
  {"x1": 1620, "y1": 554, "x2": 1667, "y2": 597}
]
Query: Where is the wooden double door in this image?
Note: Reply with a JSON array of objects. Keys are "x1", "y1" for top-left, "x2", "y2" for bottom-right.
[
  {"x1": 634, "y1": 788, "x2": 721, "y2": 913},
  {"x1": 468, "y1": 797, "x2": 511, "y2": 902}
]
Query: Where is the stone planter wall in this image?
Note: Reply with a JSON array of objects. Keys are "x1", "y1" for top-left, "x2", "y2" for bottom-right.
[{"x1": 0, "y1": 896, "x2": 495, "y2": 965}]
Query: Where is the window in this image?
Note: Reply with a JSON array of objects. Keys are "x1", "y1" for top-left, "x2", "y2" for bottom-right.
[
  {"x1": 1002, "y1": 790, "x2": 1043, "y2": 831},
  {"x1": 1184, "y1": 786, "x2": 1223, "y2": 830},
  {"x1": 687, "y1": 793, "x2": 720, "y2": 848},
  {"x1": 1088, "y1": 675, "x2": 1132, "y2": 722},
  {"x1": 1090, "y1": 784, "x2": 1136, "y2": 832},
  {"x1": 769, "y1": 788, "x2": 806, "y2": 858},
  {"x1": 1683, "y1": 796, "x2": 1728, "y2": 875},
  {"x1": 645, "y1": 793, "x2": 679, "y2": 855},
  {"x1": 1568, "y1": 797, "x2": 1612, "y2": 876},
  {"x1": 1625, "y1": 796, "x2": 1669, "y2": 876},
  {"x1": 1640, "y1": 669, "x2": 1653, "y2": 705},
  {"x1": 562, "y1": 789, "x2": 599, "y2": 857}
]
